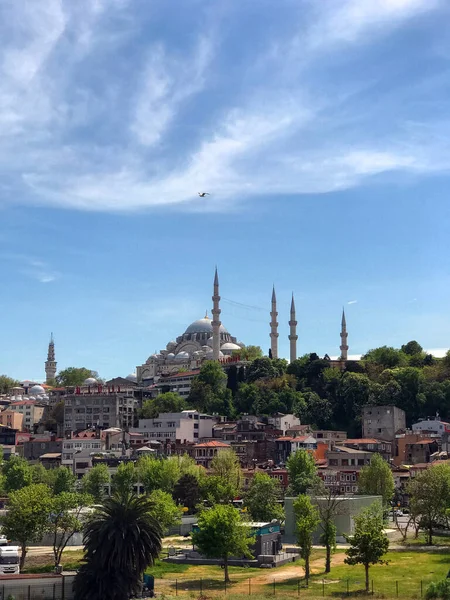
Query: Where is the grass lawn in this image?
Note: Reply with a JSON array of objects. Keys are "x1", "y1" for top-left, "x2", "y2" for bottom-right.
[
  {"x1": 272, "y1": 550, "x2": 450, "y2": 598},
  {"x1": 22, "y1": 549, "x2": 84, "y2": 573},
  {"x1": 403, "y1": 533, "x2": 450, "y2": 547}
]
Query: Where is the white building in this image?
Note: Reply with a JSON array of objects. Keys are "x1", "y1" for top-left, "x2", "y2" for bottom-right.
[
  {"x1": 412, "y1": 417, "x2": 450, "y2": 436},
  {"x1": 268, "y1": 413, "x2": 301, "y2": 434},
  {"x1": 8, "y1": 400, "x2": 45, "y2": 431},
  {"x1": 131, "y1": 410, "x2": 217, "y2": 444}
]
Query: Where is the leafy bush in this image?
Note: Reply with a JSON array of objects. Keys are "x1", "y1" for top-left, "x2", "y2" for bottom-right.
[{"x1": 426, "y1": 580, "x2": 450, "y2": 600}]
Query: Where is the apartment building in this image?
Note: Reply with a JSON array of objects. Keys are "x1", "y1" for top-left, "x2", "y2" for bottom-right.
[
  {"x1": 339, "y1": 438, "x2": 393, "y2": 462},
  {"x1": 64, "y1": 392, "x2": 136, "y2": 434},
  {"x1": 362, "y1": 405, "x2": 406, "y2": 441},
  {"x1": 0, "y1": 410, "x2": 23, "y2": 431},
  {"x1": 193, "y1": 440, "x2": 231, "y2": 468},
  {"x1": 9, "y1": 400, "x2": 45, "y2": 431},
  {"x1": 131, "y1": 410, "x2": 217, "y2": 444}
]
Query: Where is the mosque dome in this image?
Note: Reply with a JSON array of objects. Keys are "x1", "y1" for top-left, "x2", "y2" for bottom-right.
[
  {"x1": 166, "y1": 353, "x2": 175, "y2": 360},
  {"x1": 166, "y1": 341, "x2": 177, "y2": 352},
  {"x1": 220, "y1": 342, "x2": 242, "y2": 354},
  {"x1": 175, "y1": 351, "x2": 190, "y2": 361},
  {"x1": 30, "y1": 385, "x2": 45, "y2": 396},
  {"x1": 84, "y1": 377, "x2": 97, "y2": 386},
  {"x1": 206, "y1": 337, "x2": 214, "y2": 348},
  {"x1": 126, "y1": 373, "x2": 137, "y2": 382},
  {"x1": 185, "y1": 316, "x2": 227, "y2": 335}
]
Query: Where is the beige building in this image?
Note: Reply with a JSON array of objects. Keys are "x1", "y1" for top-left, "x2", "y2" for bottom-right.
[
  {"x1": 8, "y1": 400, "x2": 44, "y2": 431},
  {"x1": 0, "y1": 410, "x2": 23, "y2": 430}
]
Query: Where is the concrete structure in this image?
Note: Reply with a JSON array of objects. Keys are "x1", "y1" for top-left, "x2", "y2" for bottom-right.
[
  {"x1": 284, "y1": 495, "x2": 382, "y2": 544},
  {"x1": 63, "y1": 387, "x2": 137, "y2": 434},
  {"x1": 0, "y1": 409, "x2": 23, "y2": 430},
  {"x1": 0, "y1": 572, "x2": 76, "y2": 600},
  {"x1": 45, "y1": 333, "x2": 57, "y2": 384},
  {"x1": 289, "y1": 294, "x2": 298, "y2": 363},
  {"x1": 339, "y1": 438, "x2": 393, "y2": 462},
  {"x1": 270, "y1": 286, "x2": 279, "y2": 359},
  {"x1": 23, "y1": 437, "x2": 62, "y2": 461},
  {"x1": 404, "y1": 438, "x2": 439, "y2": 464},
  {"x1": 8, "y1": 400, "x2": 44, "y2": 431},
  {"x1": 340, "y1": 309, "x2": 348, "y2": 361},
  {"x1": 362, "y1": 405, "x2": 406, "y2": 441},
  {"x1": 136, "y1": 269, "x2": 244, "y2": 384},
  {"x1": 313, "y1": 430, "x2": 347, "y2": 447},
  {"x1": 275, "y1": 435, "x2": 318, "y2": 463},
  {"x1": 0, "y1": 425, "x2": 18, "y2": 446},
  {"x1": 412, "y1": 417, "x2": 450, "y2": 436},
  {"x1": 268, "y1": 413, "x2": 301, "y2": 434},
  {"x1": 132, "y1": 410, "x2": 217, "y2": 444}
]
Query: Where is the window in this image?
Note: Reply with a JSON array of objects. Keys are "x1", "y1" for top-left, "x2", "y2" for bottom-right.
[
  {"x1": 329, "y1": 459, "x2": 338, "y2": 466},
  {"x1": 341, "y1": 459, "x2": 349, "y2": 466},
  {"x1": 358, "y1": 459, "x2": 364, "y2": 466},
  {"x1": 346, "y1": 486, "x2": 351, "y2": 492}
]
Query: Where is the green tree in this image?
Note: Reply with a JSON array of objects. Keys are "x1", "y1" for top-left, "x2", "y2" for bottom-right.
[
  {"x1": 344, "y1": 502, "x2": 389, "y2": 592},
  {"x1": 358, "y1": 454, "x2": 395, "y2": 508},
  {"x1": 363, "y1": 346, "x2": 407, "y2": 369},
  {"x1": 148, "y1": 489, "x2": 182, "y2": 533},
  {"x1": 192, "y1": 505, "x2": 253, "y2": 583},
  {"x1": 173, "y1": 473, "x2": 200, "y2": 512},
  {"x1": 73, "y1": 492, "x2": 162, "y2": 600},
  {"x1": 312, "y1": 483, "x2": 345, "y2": 573},
  {"x1": 0, "y1": 375, "x2": 20, "y2": 394},
  {"x1": 232, "y1": 345, "x2": 263, "y2": 361},
  {"x1": 247, "y1": 357, "x2": 285, "y2": 383},
  {"x1": 408, "y1": 463, "x2": 450, "y2": 545},
  {"x1": 112, "y1": 462, "x2": 137, "y2": 496},
  {"x1": 56, "y1": 368, "x2": 99, "y2": 387},
  {"x1": 140, "y1": 392, "x2": 186, "y2": 419},
  {"x1": 244, "y1": 473, "x2": 283, "y2": 522},
  {"x1": 50, "y1": 467, "x2": 76, "y2": 495},
  {"x1": 299, "y1": 391, "x2": 332, "y2": 429},
  {"x1": 47, "y1": 492, "x2": 92, "y2": 567},
  {"x1": 210, "y1": 449, "x2": 242, "y2": 498},
  {"x1": 81, "y1": 464, "x2": 110, "y2": 502},
  {"x1": 3, "y1": 455, "x2": 33, "y2": 493},
  {"x1": 137, "y1": 456, "x2": 180, "y2": 495},
  {"x1": 286, "y1": 449, "x2": 319, "y2": 496},
  {"x1": 200, "y1": 475, "x2": 239, "y2": 505},
  {"x1": 293, "y1": 495, "x2": 320, "y2": 584},
  {"x1": 1, "y1": 484, "x2": 52, "y2": 569},
  {"x1": 401, "y1": 341, "x2": 423, "y2": 356},
  {"x1": 188, "y1": 361, "x2": 234, "y2": 417}
]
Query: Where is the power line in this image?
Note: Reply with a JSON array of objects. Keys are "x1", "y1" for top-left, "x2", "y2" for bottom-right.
[{"x1": 221, "y1": 296, "x2": 266, "y2": 312}]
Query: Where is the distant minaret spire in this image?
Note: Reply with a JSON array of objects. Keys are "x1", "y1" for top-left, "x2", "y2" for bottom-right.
[
  {"x1": 212, "y1": 267, "x2": 221, "y2": 361},
  {"x1": 340, "y1": 308, "x2": 349, "y2": 361},
  {"x1": 289, "y1": 293, "x2": 298, "y2": 363},
  {"x1": 270, "y1": 286, "x2": 279, "y2": 359},
  {"x1": 45, "y1": 333, "x2": 57, "y2": 383}
]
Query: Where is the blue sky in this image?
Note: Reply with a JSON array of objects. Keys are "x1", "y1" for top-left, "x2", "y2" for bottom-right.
[{"x1": 1, "y1": 0, "x2": 450, "y2": 381}]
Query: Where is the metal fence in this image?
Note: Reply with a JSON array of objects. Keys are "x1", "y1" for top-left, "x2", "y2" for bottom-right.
[
  {"x1": 0, "y1": 577, "x2": 74, "y2": 600},
  {"x1": 153, "y1": 576, "x2": 429, "y2": 599}
]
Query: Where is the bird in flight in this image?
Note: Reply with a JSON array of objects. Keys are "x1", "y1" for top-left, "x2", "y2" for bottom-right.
[{"x1": 198, "y1": 192, "x2": 210, "y2": 197}]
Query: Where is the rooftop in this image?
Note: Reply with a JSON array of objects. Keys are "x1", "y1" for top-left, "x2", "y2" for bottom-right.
[{"x1": 194, "y1": 441, "x2": 230, "y2": 448}]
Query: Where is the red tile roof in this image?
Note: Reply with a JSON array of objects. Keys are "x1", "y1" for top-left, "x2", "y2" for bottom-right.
[
  {"x1": 413, "y1": 439, "x2": 437, "y2": 445},
  {"x1": 343, "y1": 439, "x2": 387, "y2": 444},
  {"x1": 194, "y1": 441, "x2": 230, "y2": 448}
]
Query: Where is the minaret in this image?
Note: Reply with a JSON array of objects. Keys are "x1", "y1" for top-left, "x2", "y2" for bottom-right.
[
  {"x1": 270, "y1": 286, "x2": 279, "y2": 359},
  {"x1": 289, "y1": 294, "x2": 298, "y2": 363},
  {"x1": 340, "y1": 308, "x2": 349, "y2": 361},
  {"x1": 45, "y1": 333, "x2": 57, "y2": 383},
  {"x1": 212, "y1": 268, "x2": 221, "y2": 361}
]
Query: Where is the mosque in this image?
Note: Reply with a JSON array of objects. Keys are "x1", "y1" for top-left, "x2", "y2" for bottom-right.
[
  {"x1": 39, "y1": 268, "x2": 350, "y2": 387},
  {"x1": 134, "y1": 268, "x2": 350, "y2": 385}
]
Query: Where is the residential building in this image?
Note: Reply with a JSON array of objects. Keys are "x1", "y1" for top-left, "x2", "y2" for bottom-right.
[
  {"x1": 131, "y1": 410, "x2": 217, "y2": 444},
  {"x1": 0, "y1": 425, "x2": 18, "y2": 446},
  {"x1": 242, "y1": 467, "x2": 289, "y2": 491},
  {"x1": 404, "y1": 438, "x2": 439, "y2": 464},
  {"x1": 8, "y1": 401, "x2": 45, "y2": 431},
  {"x1": 230, "y1": 439, "x2": 277, "y2": 467},
  {"x1": 412, "y1": 417, "x2": 450, "y2": 436},
  {"x1": 394, "y1": 431, "x2": 440, "y2": 466},
  {"x1": 339, "y1": 438, "x2": 393, "y2": 462},
  {"x1": 22, "y1": 437, "x2": 62, "y2": 461},
  {"x1": 63, "y1": 391, "x2": 137, "y2": 434},
  {"x1": 362, "y1": 405, "x2": 406, "y2": 441},
  {"x1": 312, "y1": 430, "x2": 347, "y2": 448},
  {"x1": 0, "y1": 410, "x2": 23, "y2": 431},
  {"x1": 275, "y1": 435, "x2": 318, "y2": 463},
  {"x1": 193, "y1": 440, "x2": 230, "y2": 468},
  {"x1": 322, "y1": 446, "x2": 374, "y2": 494},
  {"x1": 267, "y1": 414, "x2": 301, "y2": 434}
]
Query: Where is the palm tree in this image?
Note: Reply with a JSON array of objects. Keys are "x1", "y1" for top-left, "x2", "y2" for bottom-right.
[{"x1": 74, "y1": 491, "x2": 162, "y2": 600}]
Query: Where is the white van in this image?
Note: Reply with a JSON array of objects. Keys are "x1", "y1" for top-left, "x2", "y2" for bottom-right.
[{"x1": 0, "y1": 546, "x2": 20, "y2": 574}]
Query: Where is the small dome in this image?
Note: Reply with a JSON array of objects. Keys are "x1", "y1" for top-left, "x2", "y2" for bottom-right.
[
  {"x1": 30, "y1": 385, "x2": 45, "y2": 395},
  {"x1": 175, "y1": 351, "x2": 190, "y2": 361},
  {"x1": 221, "y1": 342, "x2": 242, "y2": 351},
  {"x1": 166, "y1": 341, "x2": 177, "y2": 351},
  {"x1": 207, "y1": 337, "x2": 214, "y2": 348},
  {"x1": 193, "y1": 350, "x2": 204, "y2": 358},
  {"x1": 126, "y1": 373, "x2": 137, "y2": 382},
  {"x1": 166, "y1": 353, "x2": 175, "y2": 360},
  {"x1": 84, "y1": 377, "x2": 97, "y2": 386}
]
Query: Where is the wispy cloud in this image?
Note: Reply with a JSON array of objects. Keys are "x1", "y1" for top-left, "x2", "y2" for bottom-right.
[
  {"x1": 0, "y1": 253, "x2": 59, "y2": 283},
  {"x1": 347, "y1": 300, "x2": 358, "y2": 305},
  {"x1": 0, "y1": 0, "x2": 447, "y2": 212}
]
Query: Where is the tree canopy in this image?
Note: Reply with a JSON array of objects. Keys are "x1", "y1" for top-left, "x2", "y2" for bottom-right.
[
  {"x1": 140, "y1": 392, "x2": 186, "y2": 419},
  {"x1": 0, "y1": 375, "x2": 20, "y2": 394},
  {"x1": 244, "y1": 472, "x2": 284, "y2": 522},
  {"x1": 56, "y1": 367, "x2": 100, "y2": 387},
  {"x1": 358, "y1": 453, "x2": 395, "y2": 507},
  {"x1": 286, "y1": 449, "x2": 319, "y2": 496}
]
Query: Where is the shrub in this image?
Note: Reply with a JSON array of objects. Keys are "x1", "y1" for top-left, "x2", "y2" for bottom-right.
[{"x1": 426, "y1": 580, "x2": 450, "y2": 600}]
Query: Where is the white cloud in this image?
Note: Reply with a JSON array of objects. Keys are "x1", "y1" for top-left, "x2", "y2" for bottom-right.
[
  {"x1": 347, "y1": 300, "x2": 358, "y2": 305},
  {"x1": 130, "y1": 38, "x2": 213, "y2": 147},
  {"x1": 306, "y1": 0, "x2": 440, "y2": 49}
]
